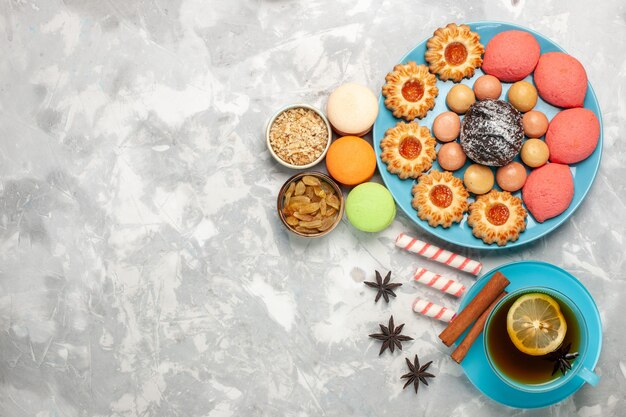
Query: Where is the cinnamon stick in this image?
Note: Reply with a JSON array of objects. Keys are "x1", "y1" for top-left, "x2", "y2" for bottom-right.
[
  {"x1": 451, "y1": 291, "x2": 507, "y2": 363},
  {"x1": 438, "y1": 271, "x2": 510, "y2": 346}
]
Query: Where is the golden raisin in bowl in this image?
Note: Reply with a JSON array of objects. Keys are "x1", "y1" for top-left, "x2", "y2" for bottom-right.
[{"x1": 277, "y1": 172, "x2": 344, "y2": 237}]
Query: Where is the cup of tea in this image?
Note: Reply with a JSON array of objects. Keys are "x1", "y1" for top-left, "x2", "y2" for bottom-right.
[{"x1": 484, "y1": 287, "x2": 599, "y2": 392}]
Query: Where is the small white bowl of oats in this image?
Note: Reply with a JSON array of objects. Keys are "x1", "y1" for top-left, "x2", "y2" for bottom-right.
[{"x1": 266, "y1": 104, "x2": 332, "y2": 169}]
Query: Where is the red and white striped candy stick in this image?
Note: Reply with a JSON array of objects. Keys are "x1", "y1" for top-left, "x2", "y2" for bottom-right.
[
  {"x1": 412, "y1": 298, "x2": 456, "y2": 322},
  {"x1": 414, "y1": 267, "x2": 466, "y2": 297},
  {"x1": 396, "y1": 232, "x2": 482, "y2": 276}
]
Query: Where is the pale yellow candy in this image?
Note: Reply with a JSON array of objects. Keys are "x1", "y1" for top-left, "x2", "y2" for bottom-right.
[
  {"x1": 446, "y1": 84, "x2": 476, "y2": 114},
  {"x1": 521, "y1": 139, "x2": 549, "y2": 168},
  {"x1": 508, "y1": 81, "x2": 538, "y2": 113},
  {"x1": 463, "y1": 164, "x2": 494, "y2": 195}
]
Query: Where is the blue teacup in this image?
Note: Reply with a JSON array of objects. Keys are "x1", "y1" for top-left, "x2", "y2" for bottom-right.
[{"x1": 484, "y1": 287, "x2": 599, "y2": 393}]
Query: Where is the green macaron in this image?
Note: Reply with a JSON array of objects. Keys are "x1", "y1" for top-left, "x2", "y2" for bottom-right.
[{"x1": 345, "y1": 182, "x2": 396, "y2": 232}]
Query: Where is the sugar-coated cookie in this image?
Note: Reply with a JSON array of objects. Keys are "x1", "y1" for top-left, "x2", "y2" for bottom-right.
[
  {"x1": 522, "y1": 163, "x2": 574, "y2": 223},
  {"x1": 460, "y1": 100, "x2": 523, "y2": 167},
  {"x1": 545, "y1": 108, "x2": 600, "y2": 164},
  {"x1": 482, "y1": 30, "x2": 540, "y2": 82},
  {"x1": 534, "y1": 52, "x2": 588, "y2": 108}
]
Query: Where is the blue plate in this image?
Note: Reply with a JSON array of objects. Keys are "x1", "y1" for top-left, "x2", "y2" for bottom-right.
[
  {"x1": 373, "y1": 22, "x2": 603, "y2": 250},
  {"x1": 458, "y1": 261, "x2": 602, "y2": 408}
]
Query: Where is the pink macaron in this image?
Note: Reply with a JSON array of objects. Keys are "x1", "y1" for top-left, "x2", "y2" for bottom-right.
[
  {"x1": 546, "y1": 108, "x2": 600, "y2": 164},
  {"x1": 522, "y1": 163, "x2": 574, "y2": 223},
  {"x1": 482, "y1": 30, "x2": 540, "y2": 82},
  {"x1": 534, "y1": 52, "x2": 588, "y2": 108}
]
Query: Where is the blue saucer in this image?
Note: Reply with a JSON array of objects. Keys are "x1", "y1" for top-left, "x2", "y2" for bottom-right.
[
  {"x1": 372, "y1": 21, "x2": 603, "y2": 250},
  {"x1": 458, "y1": 261, "x2": 602, "y2": 408}
]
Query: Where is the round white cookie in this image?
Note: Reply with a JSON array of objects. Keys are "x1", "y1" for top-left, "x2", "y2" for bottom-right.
[{"x1": 326, "y1": 83, "x2": 378, "y2": 136}]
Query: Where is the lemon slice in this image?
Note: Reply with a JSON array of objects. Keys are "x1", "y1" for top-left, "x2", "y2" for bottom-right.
[{"x1": 506, "y1": 293, "x2": 567, "y2": 356}]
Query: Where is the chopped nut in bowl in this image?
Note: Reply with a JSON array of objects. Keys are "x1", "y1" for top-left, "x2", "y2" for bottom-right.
[
  {"x1": 266, "y1": 104, "x2": 332, "y2": 169},
  {"x1": 277, "y1": 172, "x2": 344, "y2": 237}
]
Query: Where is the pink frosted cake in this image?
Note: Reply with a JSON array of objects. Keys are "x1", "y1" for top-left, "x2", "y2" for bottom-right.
[
  {"x1": 534, "y1": 52, "x2": 588, "y2": 108},
  {"x1": 482, "y1": 30, "x2": 540, "y2": 82},
  {"x1": 546, "y1": 108, "x2": 600, "y2": 164},
  {"x1": 522, "y1": 163, "x2": 574, "y2": 223}
]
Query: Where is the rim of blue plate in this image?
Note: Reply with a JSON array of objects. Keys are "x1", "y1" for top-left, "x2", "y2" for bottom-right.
[
  {"x1": 457, "y1": 260, "x2": 602, "y2": 408},
  {"x1": 373, "y1": 21, "x2": 603, "y2": 250}
]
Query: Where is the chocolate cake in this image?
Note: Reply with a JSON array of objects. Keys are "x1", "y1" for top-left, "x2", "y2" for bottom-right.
[{"x1": 460, "y1": 100, "x2": 523, "y2": 166}]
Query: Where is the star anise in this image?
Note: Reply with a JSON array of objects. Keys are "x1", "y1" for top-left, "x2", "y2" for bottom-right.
[
  {"x1": 369, "y1": 315, "x2": 413, "y2": 355},
  {"x1": 364, "y1": 271, "x2": 402, "y2": 303},
  {"x1": 545, "y1": 342, "x2": 579, "y2": 376},
  {"x1": 401, "y1": 354, "x2": 435, "y2": 394}
]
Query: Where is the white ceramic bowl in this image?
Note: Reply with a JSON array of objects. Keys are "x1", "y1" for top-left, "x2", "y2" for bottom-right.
[{"x1": 266, "y1": 103, "x2": 332, "y2": 169}]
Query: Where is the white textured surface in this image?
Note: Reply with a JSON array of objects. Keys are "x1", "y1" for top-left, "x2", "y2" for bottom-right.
[{"x1": 0, "y1": 1, "x2": 625, "y2": 416}]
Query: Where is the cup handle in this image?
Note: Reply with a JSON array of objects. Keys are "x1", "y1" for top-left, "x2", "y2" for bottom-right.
[{"x1": 577, "y1": 367, "x2": 600, "y2": 387}]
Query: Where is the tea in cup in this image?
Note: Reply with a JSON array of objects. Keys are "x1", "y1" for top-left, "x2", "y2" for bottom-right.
[{"x1": 484, "y1": 287, "x2": 599, "y2": 392}]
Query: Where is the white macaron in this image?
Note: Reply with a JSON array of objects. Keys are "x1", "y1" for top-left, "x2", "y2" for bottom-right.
[{"x1": 326, "y1": 83, "x2": 378, "y2": 137}]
